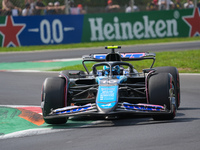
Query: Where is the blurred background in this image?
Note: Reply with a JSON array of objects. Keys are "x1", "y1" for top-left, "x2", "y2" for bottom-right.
[{"x1": 0, "y1": 0, "x2": 199, "y2": 16}]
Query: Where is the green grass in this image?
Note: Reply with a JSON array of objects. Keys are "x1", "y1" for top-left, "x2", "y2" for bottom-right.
[
  {"x1": 0, "y1": 37, "x2": 200, "y2": 52},
  {"x1": 1, "y1": 36, "x2": 199, "y2": 73},
  {"x1": 52, "y1": 50, "x2": 200, "y2": 73}
]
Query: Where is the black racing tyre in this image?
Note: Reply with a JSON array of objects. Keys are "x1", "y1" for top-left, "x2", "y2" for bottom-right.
[
  {"x1": 154, "y1": 66, "x2": 180, "y2": 108},
  {"x1": 60, "y1": 70, "x2": 86, "y2": 78},
  {"x1": 149, "y1": 73, "x2": 176, "y2": 120},
  {"x1": 42, "y1": 77, "x2": 67, "y2": 124}
]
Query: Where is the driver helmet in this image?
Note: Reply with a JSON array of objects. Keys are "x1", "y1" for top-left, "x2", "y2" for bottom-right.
[
  {"x1": 112, "y1": 65, "x2": 120, "y2": 75},
  {"x1": 103, "y1": 65, "x2": 121, "y2": 75},
  {"x1": 103, "y1": 65, "x2": 110, "y2": 76}
]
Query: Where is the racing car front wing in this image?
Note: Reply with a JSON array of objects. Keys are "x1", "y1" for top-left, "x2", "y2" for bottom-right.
[{"x1": 43, "y1": 102, "x2": 172, "y2": 119}]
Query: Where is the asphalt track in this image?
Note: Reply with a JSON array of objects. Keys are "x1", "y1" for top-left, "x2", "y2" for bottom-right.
[
  {"x1": 0, "y1": 41, "x2": 200, "y2": 63},
  {"x1": 0, "y1": 42, "x2": 200, "y2": 150},
  {"x1": 0, "y1": 73, "x2": 200, "y2": 150}
]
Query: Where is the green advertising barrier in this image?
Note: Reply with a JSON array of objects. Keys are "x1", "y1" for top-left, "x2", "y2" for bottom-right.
[
  {"x1": 0, "y1": 9, "x2": 199, "y2": 47},
  {"x1": 82, "y1": 8, "x2": 199, "y2": 42}
]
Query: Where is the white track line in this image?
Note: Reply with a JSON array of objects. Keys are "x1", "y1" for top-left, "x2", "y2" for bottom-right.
[
  {"x1": 0, "y1": 70, "x2": 59, "y2": 73},
  {"x1": 0, "y1": 128, "x2": 71, "y2": 140},
  {"x1": 31, "y1": 58, "x2": 81, "y2": 62},
  {"x1": 0, "y1": 105, "x2": 40, "y2": 108}
]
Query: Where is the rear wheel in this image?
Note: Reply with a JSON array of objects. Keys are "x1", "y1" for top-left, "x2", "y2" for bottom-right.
[
  {"x1": 149, "y1": 73, "x2": 176, "y2": 120},
  {"x1": 154, "y1": 66, "x2": 180, "y2": 108},
  {"x1": 41, "y1": 77, "x2": 68, "y2": 124}
]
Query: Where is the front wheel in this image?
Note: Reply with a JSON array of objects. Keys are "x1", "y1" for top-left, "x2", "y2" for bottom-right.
[
  {"x1": 41, "y1": 77, "x2": 68, "y2": 124},
  {"x1": 148, "y1": 73, "x2": 176, "y2": 120}
]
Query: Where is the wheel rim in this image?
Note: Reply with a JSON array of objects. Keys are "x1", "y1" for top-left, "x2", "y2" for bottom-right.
[{"x1": 169, "y1": 83, "x2": 176, "y2": 116}]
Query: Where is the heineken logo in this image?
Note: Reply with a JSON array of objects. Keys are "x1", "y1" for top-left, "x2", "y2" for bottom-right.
[
  {"x1": 87, "y1": 9, "x2": 200, "y2": 41},
  {"x1": 88, "y1": 15, "x2": 179, "y2": 41}
]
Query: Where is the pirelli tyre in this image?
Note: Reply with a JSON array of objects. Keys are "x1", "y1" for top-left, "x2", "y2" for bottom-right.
[
  {"x1": 154, "y1": 66, "x2": 180, "y2": 108},
  {"x1": 41, "y1": 77, "x2": 68, "y2": 124},
  {"x1": 148, "y1": 73, "x2": 176, "y2": 120},
  {"x1": 60, "y1": 70, "x2": 86, "y2": 78}
]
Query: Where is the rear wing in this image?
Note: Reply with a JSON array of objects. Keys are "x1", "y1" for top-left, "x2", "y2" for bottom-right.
[
  {"x1": 82, "y1": 46, "x2": 156, "y2": 74},
  {"x1": 82, "y1": 52, "x2": 155, "y2": 61},
  {"x1": 82, "y1": 52, "x2": 156, "y2": 74}
]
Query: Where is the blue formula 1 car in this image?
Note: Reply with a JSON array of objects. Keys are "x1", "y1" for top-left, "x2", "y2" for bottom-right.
[{"x1": 41, "y1": 46, "x2": 180, "y2": 124}]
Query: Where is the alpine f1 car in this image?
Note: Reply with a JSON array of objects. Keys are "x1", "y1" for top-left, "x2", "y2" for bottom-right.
[{"x1": 41, "y1": 46, "x2": 180, "y2": 124}]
